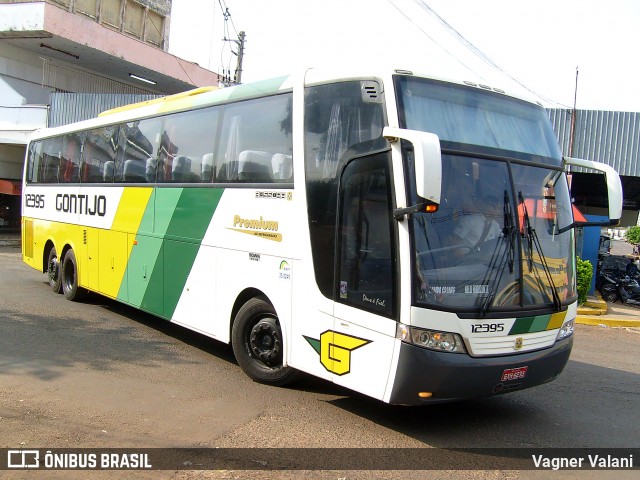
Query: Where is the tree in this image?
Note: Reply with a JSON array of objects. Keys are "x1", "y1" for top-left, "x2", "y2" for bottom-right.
[{"x1": 625, "y1": 226, "x2": 640, "y2": 247}]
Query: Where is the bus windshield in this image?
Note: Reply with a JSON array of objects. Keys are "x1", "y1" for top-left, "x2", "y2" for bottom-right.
[
  {"x1": 395, "y1": 76, "x2": 562, "y2": 163},
  {"x1": 395, "y1": 76, "x2": 575, "y2": 313},
  {"x1": 413, "y1": 156, "x2": 576, "y2": 312}
]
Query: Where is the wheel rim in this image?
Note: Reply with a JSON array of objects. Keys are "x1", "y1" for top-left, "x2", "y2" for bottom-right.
[{"x1": 248, "y1": 317, "x2": 282, "y2": 368}]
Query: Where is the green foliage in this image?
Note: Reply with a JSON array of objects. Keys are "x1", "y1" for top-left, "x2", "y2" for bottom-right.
[
  {"x1": 576, "y1": 257, "x2": 593, "y2": 306},
  {"x1": 625, "y1": 226, "x2": 640, "y2": 246}
]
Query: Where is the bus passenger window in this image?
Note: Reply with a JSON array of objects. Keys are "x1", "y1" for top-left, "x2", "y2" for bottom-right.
[
  {"x1": 60, "y1": 134, "x2": 82, "y2": 183},
  {"x1": 40, "y1": 137, "x2": 63, "y2": 183},
  {"x1": 216, "y1": 94, "x2": 293, "y2": 184},
  {"x1": 155, "y1": 107, "x2": 218, "y2": 183},
  {"x1": 81, "y1": 128, "x2": 117, "y2": 183}
]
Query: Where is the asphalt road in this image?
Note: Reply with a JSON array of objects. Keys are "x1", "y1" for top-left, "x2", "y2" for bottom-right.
[{"x1": 1, "y1": 245, "x2": 638, "y2": 479}]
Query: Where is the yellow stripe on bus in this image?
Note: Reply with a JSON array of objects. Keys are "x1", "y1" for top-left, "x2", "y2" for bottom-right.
[
  {"x1": 99, "y1": 187, "x2": 153, "y2": 298},
  {"x1": 98, "y1": 87, "x2": 217, "y2": 117}
]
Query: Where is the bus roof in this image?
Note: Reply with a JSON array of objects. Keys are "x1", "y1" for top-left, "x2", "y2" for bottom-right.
[{"x1": 28, "y1": 67, "x2": 541, "y2": 142}]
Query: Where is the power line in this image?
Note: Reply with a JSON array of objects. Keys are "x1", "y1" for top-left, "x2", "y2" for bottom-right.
[
  {"x1": 389, "y1": 0, "x2": 571, "y2": 108},
  {"x1": 414, "y1": 0, "x2": 567, "y2": 106},
  {"x1": 146, "y1": 9, "x2": 196, "y2": 86},
  {"x1": 215, "y1": 0, "x2": 245, "y2": 86},
  {"x1": 385, "y1": 0, "x2": 481, "y2": 79}
]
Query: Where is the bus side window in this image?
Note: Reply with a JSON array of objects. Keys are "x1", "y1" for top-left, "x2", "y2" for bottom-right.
[
  {"x1": 59, "y1": 134, "x2": 82, "y2": 183},
  {"x1": 82, "y1": 128, "x2": 117, "y2": 183},
  {"x1": 216, "y1": 94, "x2": 293, "y2": 184},
  {"x1": 41, "y1": 137, "x2": 63, "y2": 183},
  {"x1": 28, "y1": 141, "x2": 43, "y2": 183},
  {"x1": 154, "y1": 107, "x2": 218, "y2": 183}
]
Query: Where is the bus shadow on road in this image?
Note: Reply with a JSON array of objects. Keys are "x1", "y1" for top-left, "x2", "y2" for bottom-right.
[
  {"x1": 0, "y1": 288, "x2": 234, "y2": 382},
  {"x1": 323, "y1": 358, "x2": 640, "y2": 448},
  {"x1": 82, "y1": 291, "x2": 237, "y2": 365}
]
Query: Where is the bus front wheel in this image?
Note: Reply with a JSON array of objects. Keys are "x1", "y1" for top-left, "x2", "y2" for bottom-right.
[
  {"x1": 61, "y1": 249, "x2": 86, "y2": 302},
  {"x1": 231, "y1": 297, "x2": 298, "y2": 386}
]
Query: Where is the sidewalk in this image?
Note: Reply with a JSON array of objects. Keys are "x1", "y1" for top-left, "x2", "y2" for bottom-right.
[{"x1": 576, "y1": 293, "x2": 640, "y2": 328}]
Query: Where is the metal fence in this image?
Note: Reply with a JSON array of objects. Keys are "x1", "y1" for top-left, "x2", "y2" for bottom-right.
[
  {"x1": 547, "y1": 109, "x2": 640, "y2": 177},
  {"x1": 49, "y1": 93, "x2": 160, "y2": 127}
]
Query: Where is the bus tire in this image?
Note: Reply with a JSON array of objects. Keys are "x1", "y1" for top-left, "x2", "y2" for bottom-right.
[
  {"x1": 61, "y1": 249, "x2": 86, "y2": 302},
  {"x1": 231, "y1": 297, "x2": 298, "y2": 386},
  {"x1": 47, "y1": 247, "x2": 62, "y2": 294}
]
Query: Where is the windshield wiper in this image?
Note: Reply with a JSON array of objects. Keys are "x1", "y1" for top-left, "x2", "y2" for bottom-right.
[
  {"x1": 518, "y1": 192, "x2": 562, "y2": 311},
  {"x1": 479, "y1": 190, "x2": 516, "y2": 316}
]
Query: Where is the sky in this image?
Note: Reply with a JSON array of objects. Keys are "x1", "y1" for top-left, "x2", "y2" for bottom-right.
[{"x1": 169, "y1": 0, "x2": 640, "y2": 112}]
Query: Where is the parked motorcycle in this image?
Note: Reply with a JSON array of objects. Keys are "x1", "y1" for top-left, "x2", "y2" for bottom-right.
[
  {"x1": 617, "y1": 276, "x2": 640, "y2": 307},
  {"x1": 598, "y1": 272, "x2": 622, "y2": 303},
  {"x1": 598, "y1": 271, "x2": 640, "y2": 306},
  {"x1": 596, "y1": 255, "x2": 640, "y2": 304}
]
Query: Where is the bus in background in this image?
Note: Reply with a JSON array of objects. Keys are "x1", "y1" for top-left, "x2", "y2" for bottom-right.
[{"x1": 21, "y1": 68, "x2": 623, "y2": 405}]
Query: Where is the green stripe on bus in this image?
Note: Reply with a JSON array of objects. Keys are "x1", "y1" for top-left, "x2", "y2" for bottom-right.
[
  {"x1": 120, "y1": 188, "x2": 223, "y2": 319},
  {"x1": 162, "y1": 188, "x2": 223, "y2": 318},
  {"x1": 530, "y1": 314, "x2": 551, "y2": 332},
  {"x1": 119, "y1": 189, "x2": 159, "y2": 308},
  {"x1": 508, "y1": 317, "x2": 535, "y2": 335},
  {"x1": 508, "y1": 313, "x2": 558, "y2": 335},
  {"x1": 164, "y1": 188, "x2": 223, "y2": 241}
]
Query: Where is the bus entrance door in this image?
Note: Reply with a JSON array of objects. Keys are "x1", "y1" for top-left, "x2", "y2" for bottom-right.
[{"x1": 330, "y1": 152, "x2": 398, "y2": 400}]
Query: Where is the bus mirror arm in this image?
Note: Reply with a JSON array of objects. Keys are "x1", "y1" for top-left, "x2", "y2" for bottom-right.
[
  {"x1": 557, "y1": 217, "x2": 620, "y2": 235},
  {"x1": 383, "y1": 127, "x2": 442, "y2": 205},
  {"x1": 393, "y1": 201, "x2": 438, "y2": 221}
]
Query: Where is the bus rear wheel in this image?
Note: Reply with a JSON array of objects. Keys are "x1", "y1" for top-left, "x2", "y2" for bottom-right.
[
  {"x1": 47, "y1": 247, "x2": 62, "y2": 294},
  {"x1": 231, "y1": 297, "x2": 298, "y2": 386},
  {"x1": 61, "y1": 249, "x2": 86, "y2": 302}
]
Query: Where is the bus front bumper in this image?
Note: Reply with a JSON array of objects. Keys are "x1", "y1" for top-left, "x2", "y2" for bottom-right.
[{"x1": 388, "y1": 336, "x2": 572, "y2": 405}]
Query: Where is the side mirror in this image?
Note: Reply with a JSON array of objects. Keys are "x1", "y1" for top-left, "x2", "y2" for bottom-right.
[
  {"x1": 382, "y1": 127, "x2": 442, "y2": 204},
  {"x1": 564, "y1": 157, "x2": 623, "y2": 226}
]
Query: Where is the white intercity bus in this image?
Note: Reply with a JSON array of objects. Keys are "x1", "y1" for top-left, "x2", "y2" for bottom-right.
[{"x1": 22, "y1": 68, "x2": 622, "y2": 404}]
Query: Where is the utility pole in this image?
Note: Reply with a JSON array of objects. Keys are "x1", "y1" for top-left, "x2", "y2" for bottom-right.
[
  {"x1": 569, "y1": 66, "x2": 579, "y2": 157},
  {"x1": 233, "y1": 31, "x2": 246, "y2": 85}
]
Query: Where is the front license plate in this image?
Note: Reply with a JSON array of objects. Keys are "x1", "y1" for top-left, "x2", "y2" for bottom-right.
[{"x1": 501, "y1": 366, "x2": 528, "y2": 382}]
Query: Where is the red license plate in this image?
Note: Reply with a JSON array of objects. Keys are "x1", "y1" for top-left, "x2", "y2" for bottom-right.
[{"x1": 501, "y1": 366, "x2": 528, "y2": 382}]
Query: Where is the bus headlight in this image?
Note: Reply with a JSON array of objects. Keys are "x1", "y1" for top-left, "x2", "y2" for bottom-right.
[
  {"x1": 556, "y1": 319, "x2": 574, "y2": 341},
  {"x1": 396, "y1": 324, "x2": 466, "y2": 353}
]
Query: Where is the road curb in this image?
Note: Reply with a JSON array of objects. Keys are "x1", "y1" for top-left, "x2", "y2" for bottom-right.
[
  {"x1": 575, "y1": 292, "x2": 640, "y2": 327},
  {"x1": 575, "y1": 315, "x2": 640, "y2": 328}
]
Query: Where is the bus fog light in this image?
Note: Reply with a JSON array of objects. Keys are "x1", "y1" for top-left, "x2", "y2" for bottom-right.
[
  {"x1": 396, "y1": 324, "x2": 466, "y2": 353},
  {"x1": 556, "y1": 319, "x2": 574, "y2": 340}
]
